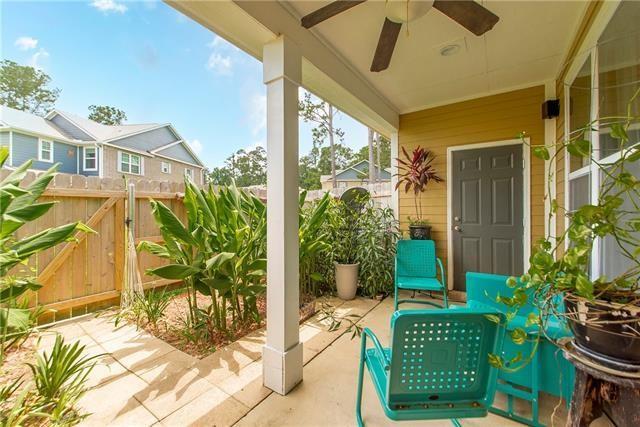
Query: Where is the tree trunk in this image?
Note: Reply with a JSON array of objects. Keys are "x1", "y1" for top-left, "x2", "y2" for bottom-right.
[
  {"x1": 368, "y1": 128, "x2": 375, "y2": 184},
  {"x1": 375, "y1": 132, "x2": 381, "y2": 183},
  {"x1": 329, "y1": 105, "x2": 337, "y2": 189}
]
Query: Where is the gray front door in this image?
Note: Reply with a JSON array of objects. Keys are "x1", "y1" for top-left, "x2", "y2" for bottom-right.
[{"x1": 451, "y1": 144, "x2": 524, "y2": 291}]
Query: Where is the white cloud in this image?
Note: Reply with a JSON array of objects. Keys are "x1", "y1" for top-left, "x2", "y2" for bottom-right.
[
  {"x1": 15, "y1": 36, "x2": 38, "y2": 51},
  {"x1": 188, "y1": 139, "x2": 203, "y2": 155},
  {"x1": 29, "y1": 48, "x2": 50, "y2": 70},
  {"x1": 209, "y1": 36, "x2": 224, "y2": 48},
  {"x1": 248, "y1": 94, "x2": 266, "y2": 136},
  {"x1": 208, "y1": 35, "x2": 239, "y2": 52},
  {"x1": 206, "y1": 52, "x2": 233, "y2": 76},
  {"x1": 204, "y1": 35, "x2": 241, "y2": 76},
  {"x1": 90, "y1": 0, "x2": 128, "y2": 14}
]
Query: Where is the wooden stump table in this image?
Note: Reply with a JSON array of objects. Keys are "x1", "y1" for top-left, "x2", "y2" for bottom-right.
[{"x1": 564, "y1": 346, "x2": 640, "y2": 427}]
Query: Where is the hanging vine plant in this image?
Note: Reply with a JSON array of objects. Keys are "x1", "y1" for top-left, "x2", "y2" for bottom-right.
[{"x1": 489, "y1": 89, "x2": 640, "y2": 369}]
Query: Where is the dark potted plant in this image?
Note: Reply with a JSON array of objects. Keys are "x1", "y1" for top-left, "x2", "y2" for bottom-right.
[
  {"x1": 395, "y1": 146, "x2": 443, "y2": 239},
  {"x1": 491, "y1": 92, "x2": 640, "y2": 370}
]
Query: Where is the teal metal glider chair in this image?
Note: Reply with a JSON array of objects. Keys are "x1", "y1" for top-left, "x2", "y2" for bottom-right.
[
  {"x1": 394, "y1": 240, "x2": 448, "y2": 310},
  {"x1": 466, "y1": 272, "x2": 575, "y2": 427},
  {"x1": 356, "y1": 308, "x2": 505, "y2": 427}
]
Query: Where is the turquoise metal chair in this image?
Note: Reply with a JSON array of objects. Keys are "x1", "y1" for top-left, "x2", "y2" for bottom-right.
[
  {"x1": 356, "y1": 308, "x2": 506, "y2": 427},
  {"x1": 394, "y1": 240, "x2": 448, "y2": 310},
  {"x1": 466, "y1": 272, "x2": 575, "y2": 427}
]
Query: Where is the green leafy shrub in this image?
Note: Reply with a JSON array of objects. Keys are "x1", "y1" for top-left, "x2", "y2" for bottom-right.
[
  {"x1": 356, "y1": 202, "x2": 399, "y2": 296},
  {"x1": 139, "y1": 180, "x2": 267, "y2": 335},
  {"x1": 299, "y1": 191, "x2": 331, "y2": 298},
  {"x1": 0, "y1": 147, "x2": 92, "y2": 364},
  {"x1": 322, "y1": 194, "x2": 400, "y2": 297},
  {"x1": 1, "y1": 336, "x2": 98, "y2": 426},
  {"x1": 114, "y1": 288, "x2": 174, "y2": 329},
  {"x1": 28, "y1": 336, "x2": 99, "y2": 402}
]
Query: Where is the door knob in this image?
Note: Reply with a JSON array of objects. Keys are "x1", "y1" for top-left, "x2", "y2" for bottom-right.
[
  {"x1": 454, "y1": 225, "x2": 462, "y2": 232},
  {"x1": 454, "y1": 216, "x2": 460, "y2": 222}
]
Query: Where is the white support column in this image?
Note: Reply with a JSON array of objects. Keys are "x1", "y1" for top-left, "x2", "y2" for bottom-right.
[
  {"x1": 390, "y1": 131, "x2": 399, "y2": 219},
  {"x1": 262, "y1": 36, "x2": 303, "y2": 395}
]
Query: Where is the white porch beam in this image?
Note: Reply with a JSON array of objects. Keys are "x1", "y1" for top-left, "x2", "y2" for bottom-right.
[
  {"x1": 167, "y1": 0, "x2": 399, "y2": 136},
  {"x1": 262, "y1": 35, "x2": 303, "y2": 395}
]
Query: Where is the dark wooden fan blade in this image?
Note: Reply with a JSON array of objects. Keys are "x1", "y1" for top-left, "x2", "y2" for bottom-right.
[
  {"x1": 370, "y1": 18, "x2": 402, "y2": 72},
  {"x1": 301, "y1": 1, "x2": 367, "y2": 29},
  {"x1": 433, "y1": 0, "x2": 499, "y2": 36}
]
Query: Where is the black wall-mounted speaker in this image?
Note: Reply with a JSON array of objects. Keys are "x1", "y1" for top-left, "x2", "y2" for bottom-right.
[{"x1": 542, "y1": 99, "x2": 560, "y2": 119}]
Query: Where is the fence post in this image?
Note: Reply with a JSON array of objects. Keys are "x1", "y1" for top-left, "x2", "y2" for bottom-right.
[
  {"x1": 114, "y1": 194, "x2": 125, "y2": 292},
  {"x1": 128, "y1": 183, "x2": 136, "y2": 229}
]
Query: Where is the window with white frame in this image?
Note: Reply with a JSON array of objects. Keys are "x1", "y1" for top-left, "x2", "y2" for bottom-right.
[
  {"x1": 565, "y1": 1, "x2": 640, "y2": 279},
  {"x1": 184, "y1": 168, "x2": 194, "y2": 180},
  {"x1": 84, "y1": 147, "x2": 97, "y2": 171},
  {"x1": 38, "y1": 139, "x2": 53, "y2": 162},
  {"x1": 161, "y1": 161, "x2": 171, "y2": 174},
  {"x1": 118, "y1": 151, "x2": 142, "y2": 175}
]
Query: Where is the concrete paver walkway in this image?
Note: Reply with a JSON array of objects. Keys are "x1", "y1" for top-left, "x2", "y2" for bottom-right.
[
  {"x1": 39, "y1": 297, "x2": 379, "y2": 426},
  {"x1": 40, "y1": 293, "x2": 614, "y2": 426}
]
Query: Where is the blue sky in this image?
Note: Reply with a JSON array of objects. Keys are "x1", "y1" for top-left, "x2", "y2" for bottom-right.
[{"x1": 1, "y1": 0, "x2": 369, "y2": 168}]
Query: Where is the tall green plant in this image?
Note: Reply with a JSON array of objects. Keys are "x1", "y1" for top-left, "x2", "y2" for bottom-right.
[
  {"x1": 324, "y1": 198, "x2": 360, "y2": 265},
  {"x1": 138, "y1": 180, "x2": 267, "y2": 335},
  {"x1": 299, "y1": 191, "x2": 331, "y2": 297},
  {"x1": 0, "y1": 147, "x2": 92, "y2": 364},
  {"x1": 322, "y1": 194, "x2": 400, "y2": 297},
  {"x1": 356, "y1": 203, "x2": 400, "y2": 296}
]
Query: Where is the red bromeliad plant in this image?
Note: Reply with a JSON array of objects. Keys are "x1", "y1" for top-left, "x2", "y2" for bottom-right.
[{"x1": 395, "y1": 146, "x2": 443, "y2": 225}]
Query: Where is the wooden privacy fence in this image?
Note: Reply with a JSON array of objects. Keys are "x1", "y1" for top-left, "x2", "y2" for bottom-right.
[{"x1": 1, "y1": 169, "x2": 187, "y2": 323}]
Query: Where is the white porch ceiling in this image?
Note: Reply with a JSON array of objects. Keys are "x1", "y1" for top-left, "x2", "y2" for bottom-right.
[
  {"x1": 285, "y1": 1, "x2": 587, "y2": 113},
  {"x1": 168, "y1": 1, "x2": 588, "y2": 131}
]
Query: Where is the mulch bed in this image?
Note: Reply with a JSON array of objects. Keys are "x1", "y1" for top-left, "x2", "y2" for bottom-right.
[
  {"x1": 134, "y1": 290, "x2": 318, "y2": 359},
  {"x1": 0, "y1": 337, "x2": 37, "y2": 389}
]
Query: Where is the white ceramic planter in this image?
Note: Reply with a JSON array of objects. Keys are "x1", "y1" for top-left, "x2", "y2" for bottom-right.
[{"x1": 335, "y1": 262, "x2": 359, "y2": 300}]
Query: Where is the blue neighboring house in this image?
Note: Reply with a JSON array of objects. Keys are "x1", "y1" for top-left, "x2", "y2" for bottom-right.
[
  {"x1": 0, "y1": 105, "x2": 205, "y2": 184},
  {"x1": 320, "y1": 159, "x2": 391, "y2": 190}
]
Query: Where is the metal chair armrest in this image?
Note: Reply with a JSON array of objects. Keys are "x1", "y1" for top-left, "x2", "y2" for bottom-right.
[
  {"x1": 394, "y1": 256, "x2": 398, "y2": 287},
  {"x1": 361, "y1": 327, "x2": 390, "y2": 369},
  {"x1": 437, "y1": 257, "x2": 446, "y2": 286}
]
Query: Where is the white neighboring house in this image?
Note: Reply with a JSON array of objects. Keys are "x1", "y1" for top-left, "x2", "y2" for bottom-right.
[{"x1": 0, "y1": 105, "x2": 205, "y2": 184}]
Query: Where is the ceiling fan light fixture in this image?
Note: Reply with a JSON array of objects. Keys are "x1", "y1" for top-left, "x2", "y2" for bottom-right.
[
  {"x1": 439, "y1": 43, "x2": 461, "y2": 57},
  {"x1": 385, "y1": 0, "x2": 434, "y2": 24}
]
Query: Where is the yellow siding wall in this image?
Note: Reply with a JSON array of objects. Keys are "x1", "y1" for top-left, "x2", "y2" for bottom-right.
[{"x1": 398, "y1": 86, "x2": 546, "y2": 271}]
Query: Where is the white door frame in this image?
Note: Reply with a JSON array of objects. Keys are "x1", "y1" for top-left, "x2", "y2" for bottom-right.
[{"x1": 446, "y1": 138, "x2": 531, "y2": 290}]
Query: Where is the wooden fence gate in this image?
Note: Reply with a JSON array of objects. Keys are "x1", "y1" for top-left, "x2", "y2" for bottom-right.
[{"x1": 2, "y1": 170, "x2": 188, "y2": 323}]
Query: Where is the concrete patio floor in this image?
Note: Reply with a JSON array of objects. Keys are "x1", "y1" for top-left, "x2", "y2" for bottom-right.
[{"x1": 38, "y1": 293, "x2": 613, "y2": 427}]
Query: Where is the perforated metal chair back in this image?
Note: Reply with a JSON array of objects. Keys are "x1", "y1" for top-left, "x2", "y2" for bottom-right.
[
  {"x1": 396, "y1": 240, "x2": 437, "y2": 278},
  {"x1": 387, "y1": 309, "x2": 504, "y2": 410}
]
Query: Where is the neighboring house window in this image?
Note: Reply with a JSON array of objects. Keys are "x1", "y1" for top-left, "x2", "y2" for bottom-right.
[
  {"x1": 84, "y1": 147, "x2": 97, "y2": 171},
  {"x1": 118, "y1": 151, "x2": 142, "y2": 175},
  {"x1": 564, "y1": 2, "x2": 640, "y2": 280},
  {"x1": 161, "y1": 161, "x2": 171, "y2": 174},
  {"x1": 38, "y1": 139, "x2": 53, "y2": 163},
  {"x1": 184, "y1": 168, "x2": 194, "y2": 180}
]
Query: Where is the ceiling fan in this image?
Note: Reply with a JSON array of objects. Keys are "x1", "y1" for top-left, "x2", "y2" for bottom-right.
[{"x1": 300, "y1": 0, "x2": 499, "y2": 72}]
